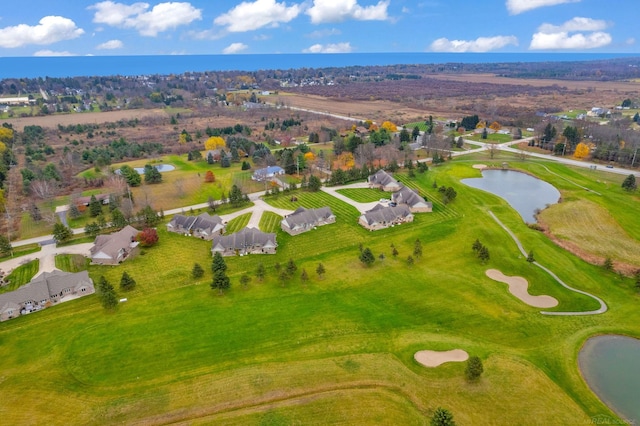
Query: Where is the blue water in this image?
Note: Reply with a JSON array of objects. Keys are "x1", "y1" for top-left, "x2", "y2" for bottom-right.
[{"x1": 1, "y1": 53, "x2": 638, "y2": 80}]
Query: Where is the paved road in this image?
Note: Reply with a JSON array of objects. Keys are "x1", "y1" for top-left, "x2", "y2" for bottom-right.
[{"x1": 320, "y1": 181, "x2": 382, "y2": 214}]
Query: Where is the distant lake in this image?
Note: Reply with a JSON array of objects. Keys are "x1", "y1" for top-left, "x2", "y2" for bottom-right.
[
  {"x1": 133, "y1": 164, "x2": 175, "y2": 174},
  {"x1": 461, "y1": 169, "x2": 560, "y2": 223},
  {"x1": 579, "y1": 335, "x2": 640, "y2": 424}
]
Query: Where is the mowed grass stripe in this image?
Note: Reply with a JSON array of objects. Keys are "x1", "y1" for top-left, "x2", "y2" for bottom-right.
[
  {"x1": 225, "y1": 213, "x2": 252, "y2": 234},
  {"x1": 259, "y1": 211, "x2": 282, "y2": 233},
  {"x1": 264, "y1": 191, "x2": 360, "y2": 222},
  {"x1": 395, "y1": 174, "x2": 460, "y2": 220},
  {"x1": 336, "y1": 188, "x2": 386, "y2": 203}
]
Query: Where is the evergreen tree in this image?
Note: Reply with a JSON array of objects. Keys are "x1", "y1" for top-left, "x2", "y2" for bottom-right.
[
  {"x1": 278, "y1": 270, "x2": 289, "y2": 287},
  {"x1": 308, "y1": 175, "x2": 322, "y2": 192},
  {"x1": 228, "y1": 184, "x2": 244, "y2": 207},
  {"x1": 622, "y1": 174, "x2": 637, "y2": 192},
  {"x1": 465, "y1": 356, "x2": 484, "y2": 381},
  {"x1": 392, "y1": 246, "x2": 399, "y2": 258},
  {"x1": 119, "y1": 271, "x2": 136, "y2": 291},
  {"x1": 603, "y1": 256, "x2": 614, "y2": 271},
  {"x1": 84, "y1": 222, "x2": 101, "y2": 238},
  {"x1": 111, "y1": 208, "x2": 127, "y2": 230},
  {"x1": 212, "y1": 252, "x2": 227, "y2": 274},
  {"x1": 316, "y1": 262, "x2": 326, "y2": 279},
  {"x1": 256, "y1": 262, "x2": 266, "y2": 281},
  {"x1": 527, "y1": 250, "x2": 535, "y2": 263},
  {"x1": 359, "y1": 247, "x2": 375, "y2": 266},
  {"x1": 300, "y1": 268, "x2": 309, "y2": 284},
  {"x1": 407, "y1": 255, "x2": 414, "y2": 265},
  {"x1": 286, "y1": 258, "x2": 297, "y2": 277},
  {"x1": 478, "y1": 245, "x2": 490, "y2": 264},
  {"x1": 192, "y1": 263, "x2": 204, "y2": 279},
  {"x1": 89, "y1": 194, "x2": 102, "y2": 217},
  {"x1": 472, "y1": 239, "x2": 482, "y2": 253},
  {"x1": 98, "y1": 276, "x2": 118, "y2": 309},
  {"x1": 430, "y1": 407, "x2": 456, "y2": 426},
  {"x1": 211, "y1": 269, "x2": 231, "y2": 294},
  {"x1": 0, "y1": 235, "x2": 12, "y2": 257},
  {"x1": 240, "y1": 274, "x2": 251, "y2": 288},
  {"x1": 144, "y1": 164, "x2": 162, "y2": 184},
  {"x1": 413, "y1": 239, "x2": 422, "y2": 258},
  {"x1": 53, "y1": 223, "x2": 73, "y2": 243}
]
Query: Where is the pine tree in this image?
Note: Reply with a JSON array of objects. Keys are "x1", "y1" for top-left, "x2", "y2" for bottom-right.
[
  {"x1": 407, "y1": 255, "x2": 414, "y2": 265},
  {"x1": 300, "y1": 269, "x2": 309, "y2": 284},
  {"x1": 431, "y1": 407, "x2": 456, "y2": 426},
  {"x1": 465, "y1": 356, "x2": 484, "y2": 381},
  {"x1": 286, "y1": 258, "x2": 297, "y2": 277},
  {"x1": 192, "y1": 263, "x2": 204, "y2": 279},
  {"x1": 240, "y1": 274, "x2": 251, "y2": 288},
  {"x1": 527, "y1": 250, "x2": 535, "y2": 263},
  {"x1": 316, "y1": 262, "x2": 326, "y2": 279},
  {"x1": 119, "y1": 271, "x2": 136, "y2": 291},
  {"x1": 89, "y1": 194, "x2": 102, "y2": 217},
  {"x1": 211, "y1": 269, "x2": 230, "y2": 294},
  {"x1": 98, "y1": 276, "x2": 118, "y2": 309},
  {"x1": 478, "y1": 245, "x2": 490, "y2": 263},
  {"x1": 359, "y1": 247, "x2": 375, "y2": 266},
  {"x1": 212, "y1": 252, "x2": 227, "y2": 274},
  {"x1": 413, "y1": 239, "x2": 422, "y2": 258},
  {"x1": 622, "y1": 174, "x2": 637, "y2": 192}
]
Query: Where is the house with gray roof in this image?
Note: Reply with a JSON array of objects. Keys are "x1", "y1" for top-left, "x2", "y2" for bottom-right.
[
  {"x1": 90, "y1": 225, "x2": 140, "y2": 265},
  {"x1": 167, "y1": 213, "x2": 225, "y2": 240},
  {"x1": 358, "y1": 204, "x2": 414, "y2": 231},
  {"x1": 368, "y1": 169, "x2": 402, "y2": 192},
  {"x1": 0, "y1": 270, "x2": 94, "y2": 322},
  {"x1": 281, "y1": 207, "x2": 336, "y2": 236},
  {"x1": 391, "y1": 187, "x2": 433, "y2": 213},
  {"x1": 252, "y1": 166, "x2": 285, "y2": 181},
  {"x1": 211, "y1": 227, "x2": 277, "y2": 256}
]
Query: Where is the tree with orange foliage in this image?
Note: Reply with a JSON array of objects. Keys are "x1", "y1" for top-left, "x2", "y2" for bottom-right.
[
  {"x1": 381, "y1": 121, "x2": 397, "y2": 132},
  {"x1": 304, "y1": 151, "x2": 315, "y2": 161},
  {"x1": 204, "y1": 136, "x2": 226, "y2": 151},
  {"x1": 336, "y1": 152, "x2": 355, "y2": 169},
  {"x1": 475, "y1": 121, "x2": 486, "y2": 129},
  {"x1": 204, "y1": 171, "x2": 215, "y2": 182},
  {"x1": 489, "y1": 121, "x2": 502, "y2": 131},
  {"x1": 573, "y1": 142, "x2": 590, "y2": 159}
]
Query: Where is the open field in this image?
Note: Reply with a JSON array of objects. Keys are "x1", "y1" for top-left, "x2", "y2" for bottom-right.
[
  {"x1": 1, "y1": 154, "x2": 640, "y2": 424},
  {"x1": 2, "y1": 108, "x2": 169, "y2": 130}
]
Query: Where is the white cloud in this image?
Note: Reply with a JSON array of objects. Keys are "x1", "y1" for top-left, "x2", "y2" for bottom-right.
[
  {"x1": 303, "y1": 42, "x2": 352, "y2": 53},
  {"x1": 214, "y1": 0, "x2": 301, "y2": 33},
  {"x1": 223, "y1": 42, "x2": 248, "y2": 54},
  {"x1": 538, "y1": 17, "x2": 607, "y2": 33},
  {"x1": 306, "y1": 0, "x2": 389, "y2": 24},
  {"x1": 530, "y1": 17, "x2": 612, "y2": 50},
  {"x1": 0, "y1": 16, "x2": 84, "y2": 48},
  {"x1": 506, "y1": 0, "x2": 580, "y2": 15},
  {"x1": 530, "y1": 31, "x2": 612, "y2": 49},
  {"x1": 307, "y1": 28, "x2": 341, "y2": 38},
  {"x1": 96, "y1": 39, "x2": 124, "y2": 50},
  {"x1": 626, "y1": 38, "x2": 636, "y2": 46},
  {"x1": 430, "y1": 35, "x2": 518, "y2": 52},
  {"x1": 33, "y1": 50, "x2": 76, "y2": 57},
  {"x1": 89, "y1": 1, "x2": 202, "y2": 36}
]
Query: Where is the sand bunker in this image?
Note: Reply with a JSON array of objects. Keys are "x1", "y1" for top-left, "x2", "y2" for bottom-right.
[
  {"x1": 414, "y1": 349, "x2": 469, "y2": 368},
  {"x1": 486, "y1": 269, "x2": 559, "y2": 308},
  {"x1": 472, "y1": 164, "x2": 488, "y2": 169}
]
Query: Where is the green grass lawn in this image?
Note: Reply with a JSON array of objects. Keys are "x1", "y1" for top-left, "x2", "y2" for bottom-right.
[
  {"x1": 467, "y1": 132, "x2": 514, "y2": 143},
  {"x1": 259, "y1": 211, "x2": 282, "y2": 233},
  {"x1": 336, "y1": 188, "x2": 387, "y2": 202},
  {"x1": 55, "y1": 254, "x2": 89, "y2": 272},
  {"x1": 1, "y1": 156, "x2": 639, "y2": 425},
  {"x1": 225, "y1": 212, "x2": 252, "y2": 234},
  {"x1": 0, "y1": 244, "x2": 41, "y2": 262},
  {"x1": 0, "y1": 259, "x2": 39, "y2": 293}
]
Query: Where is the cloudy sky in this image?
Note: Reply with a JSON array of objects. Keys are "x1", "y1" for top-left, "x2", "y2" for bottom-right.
[{"x1": 0, "y1": 0, "x2": 636, "y2": 56}]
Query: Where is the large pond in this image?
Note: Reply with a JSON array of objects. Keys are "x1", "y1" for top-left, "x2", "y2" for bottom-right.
[
  {"x1": 132, "y1": 164, "x2": 176, "y2": 174},
  {"x1": 579, "y1": 335, "x2": 640, "y2": 423},
  {"x1": 461, "y1": 169, "x2": 560, "y2": 223}
]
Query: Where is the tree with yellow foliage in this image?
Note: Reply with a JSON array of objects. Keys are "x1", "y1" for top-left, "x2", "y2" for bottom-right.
[
  {"x1": 381, "y1": 121, "x2": 397, "y2": 132},
  {"x1": 573, "y1": 142, "x2": 590, "y2": 159},
  {"x1": 204, "y1": 136, "x2": 226, "y2": 151},
  {"x1": 304, "y1": 151, "x2": 315, "y2": 162},
  {"x1": 475, "y1": 121, "x2": 486, "y2": 129},
  {"x1": 489, "y1": 121, "x2": 501, "y2": 131},
  {"x1": 336, "y1": 152, "x2": 355, "y2": 169},
  {"x1": 0, "y1": 127, "x2": 13, "y2": 146}
]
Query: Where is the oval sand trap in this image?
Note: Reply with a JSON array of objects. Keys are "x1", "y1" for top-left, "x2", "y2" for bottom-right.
[
  {"x1": 414, "y1": 349, "x2": 469, "y2": 368},
  {"x1": 472, "y1": 164, "x2": 488, "y2": 169},
  {"x1": 486, "y1": 269, "x2": 558, "y2": 308}
]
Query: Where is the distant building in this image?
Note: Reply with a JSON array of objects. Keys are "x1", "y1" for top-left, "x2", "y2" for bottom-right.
[
  {"x1": 391, "y1": 187, "x2": 432, "y2": 213},
  {"x1": 359, "y1": 204, "x2": 414, "y2": 231},
  {"x1": 167, "y1": 213, "x2": 225, "y2": 240},
  {"x1": 368, "y1": 170, "x2": 403, "y2": 192}
]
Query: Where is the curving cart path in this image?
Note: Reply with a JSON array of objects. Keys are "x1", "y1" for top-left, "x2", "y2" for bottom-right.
[{"x1": 488, "y1": 210, "x2": 608, "y2": 316}]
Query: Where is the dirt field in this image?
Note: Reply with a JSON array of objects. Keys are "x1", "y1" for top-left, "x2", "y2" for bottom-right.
[{"x1": 3, "y1": 108, "x2": 169, "y2": 130}]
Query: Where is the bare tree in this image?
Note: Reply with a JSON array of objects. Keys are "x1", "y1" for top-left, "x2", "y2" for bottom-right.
[{"x1": 30, "y1": 179, "x2": 57, "y2": 201}]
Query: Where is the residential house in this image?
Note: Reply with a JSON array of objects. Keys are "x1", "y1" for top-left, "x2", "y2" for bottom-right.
[
  {"x1": 368, "y1": 170, "x2": 403, "y2": 192},
  {"x1": 0, "y1": 270, "x2": 94, "y2": 322},
  {"x1": 167, "y1": 213, "x2": 225, "y2": 240},
  {"x1": 211, "y1": 227, "x2": 277, "y2": 256},
  {"x1": 358, "y1": 204, "x2": 414, "y2": 231},
  {"x1": 391, "y1": 187, "x2": 433, "y2": 213},
  {"x1": 281, "y1": 207, "x2": 336, "y2": 236},
  {"x1": 90, "y1": 225, "x2": 140, "y2": 265},
  {"x1": 74, "y1": 193, "x2": 110, "y2": 207},
  {"x1": 252, "y1": 166, "x2": 285, "y2": 181}
]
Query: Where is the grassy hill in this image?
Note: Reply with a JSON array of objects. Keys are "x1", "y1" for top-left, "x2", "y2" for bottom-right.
[{"x1": 1, "y1": 153, "x2": 638, "y2": 425}]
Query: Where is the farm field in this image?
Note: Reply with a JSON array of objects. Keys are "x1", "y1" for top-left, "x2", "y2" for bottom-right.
[{"x1": 1, "y1": 154, "x2": 640, "y2": 425}]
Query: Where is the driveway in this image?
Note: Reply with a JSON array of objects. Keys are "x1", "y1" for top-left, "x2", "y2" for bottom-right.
[
  {"x1": 320, "y1": 182, "x2": 383, "y2": 214},
  {"x1": 0, "y1": 242, "x2": 93, "y2": 278}
]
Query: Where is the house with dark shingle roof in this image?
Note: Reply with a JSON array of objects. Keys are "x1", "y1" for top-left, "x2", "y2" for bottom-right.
[
  {"x1": 90, "y1": 225, "x2": 140, "y2": 265},
  {"x1": 0, "y1": 270, "x2": 94, "y2": 322},
  {"x1": 281, "y1": 207, "x2": 336, "y2": 235},
  {"x1": 211, "y1": 227, "x2": 277, "y2": 256},
  {"x1": 392, "y1": 187, "x2": 433, "y2": 213},
  {"x1": 368, "y1": 170, "x2": 402, "y2": 192},
  {"x1": 167, "y1": 213, "x2": 225, "y2": 240},
  {"x1": 358, "y1": 204, "x2": 413, "y2": 231}
]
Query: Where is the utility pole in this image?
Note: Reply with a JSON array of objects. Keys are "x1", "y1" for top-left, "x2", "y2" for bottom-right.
[{"x1": 632, "y1": 147, "x2": 638, "y2": 167}]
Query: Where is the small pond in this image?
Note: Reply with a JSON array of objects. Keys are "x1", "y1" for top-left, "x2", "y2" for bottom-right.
[
  {"x1": 132, "y1": 164, "x2": 176, "y2": 174},
  {"x1": 579, "y1": 335, "x2": 640, "y2": 423},
  {"x1": 461, "y1": 169, "x2": 560, "y2": 223}
]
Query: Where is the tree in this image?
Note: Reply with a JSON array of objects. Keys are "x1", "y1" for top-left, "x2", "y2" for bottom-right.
[
  {"x1": 633, "y1": 112, "x2": 640, "y2": 123},
  {"x1": 204, "y1": 170, "x2": 215, "y2": 183},
  {"x1": 527, "y1": 250, "x2": 535, "y2": 263},
  {"x1": 622, "y1": 174, "x2": 637, "y2": 192},
  {"x1": 120, "y1": 271, "x2": 136, "y2": 291},
  {"x1": 256, "y1": 262, "x2": 266, "y2": 281},
  {"x1": 286, "y1": 258, "x2": 297, "y2": 277},
  {"x1": 111, "y1": 208, "x2": 127, "y2": 230},
  {"x1": 0, "y1": 235, "x2": 12, "y2": 257},
  {"x1": 143, "y1": 164, "x2": 162, "y2": 184},
  {"x1": 84, "y1": 222, "x2": 101, "y2": 238},
  {"x1": 228, "y1": 184, "x2": 245, "y2": 207},
  {"x1": 465, "y1": 356, "x2": 484, "y2": 381},
  {"x1": 431, "y1": 407, "x2": 456, "y2": 426},
  {"x1": 603, "y1": 256, "x2": 614, "y2": 271},
  {"x1": 119, "y1": 165, "x2": 141, "y2": 187},
  {"x1": 381, "y1": 121, "x2": 397, "y2": 132},
  {"x1": 89, "y1": 194, "x2": 102, "y2": 217},
  {"x1": 573, "y1": 142, "x2": 590, "y2": 159},
  {"x1": 472, "y1": 239, "x2": 482, "y2": 253},
  {"x1": 300, "y1": 269, "x2": 309, "y2": 284},
  {"x1": 316, "y1": 262, "x2": 326, "y2": 279},
  {"x1": 413, "y1": 239, "x2": 422, "y2": 258},
  {"x1": 204, "y1": 136, "x2": 226, "y2": 151},
  {"x1": 359, "y1": 247, "x2": 375, "y2": 266},
  {"x1": 212, "y1": 251, "x2": 227, "y2": 274},
  {"x1": 392, "y1": 246, "x2": 399, "y2": 258},
  {"x1": 140, "y1": 205, "x2": 160, "y2": 227},
  {"x1": 412, "y1": 126, "x2": 420, "y2": 141},
  {"x1": 478, "y1": 245, "x2": 490, "y2": 264},
  {"x1": 211, "y1": 269, "x2": 230, "y2": 294},
  {"x1": 97, "y1": 276, "x2": 118, "y2": 310},
  {"x1": 278, "y1": 270, "x2": 289, "y2": 287},
  {"x1": 53, "y1": 223, "x2": 72, "y2": 244},
  {"x1": 240, "y1": 274, "x2": 251, "y2": 288},
  {"x1": 542, "y1": 123, "x2": 557, "y2": 143},
  {"x1": 192, "y1": 263, "x2": 204, "y2": 279},
  {"x1": 136, "y1": 228, "x2": 159, "y2": 247},
  {"x1": 481, "y1": 127, "x2": 488, "y2": 140},
  {"x1": 308, "y1": 175, "x2": 322, "y2": 192},
  {"x1": 407, "y1": 255, "x2": 414, "y2": 265}
]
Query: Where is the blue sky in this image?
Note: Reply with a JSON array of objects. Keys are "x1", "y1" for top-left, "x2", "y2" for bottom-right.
[{"x1": 0, "y1": 0, "x2": 636, "y2": 56}]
